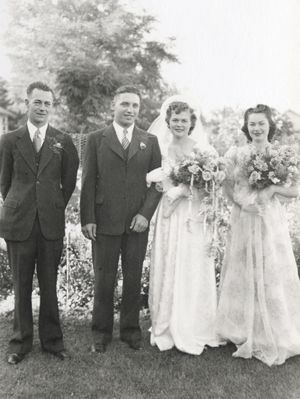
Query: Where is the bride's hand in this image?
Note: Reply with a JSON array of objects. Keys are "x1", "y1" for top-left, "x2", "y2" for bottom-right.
[
  {"x1": 155, "y1": 182, "x2": 164, "y2": 192},
  {"x1": 178, "y1": 183, "x2": 191, "y2": 197},
  {"x1": 241, "y1": 203, "x2": 262, "y2": 215}
]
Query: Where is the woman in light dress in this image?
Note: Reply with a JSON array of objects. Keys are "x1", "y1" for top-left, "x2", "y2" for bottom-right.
[
  {"x1": 216, "y1": 104, "x2": 300, "y2": 366},
  {"x1": 148, "y1": 96, "x2": 220, "y2": 355}
]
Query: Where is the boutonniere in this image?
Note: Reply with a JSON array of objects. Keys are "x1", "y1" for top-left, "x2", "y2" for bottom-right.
[
  {"x1": 140, "y1": 142, "x2": 147, "y2": 150},
  {"x1": 53, "y1": 142, "x2": 63, "y2": 150},
  {"x1": 47, "y1": 136, "x2": 64, "y2": 154}
]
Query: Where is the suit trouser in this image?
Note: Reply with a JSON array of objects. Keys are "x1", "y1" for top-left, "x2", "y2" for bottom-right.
[
  {"x1": 91, "y1": 230, "x2": 149, "y2": 345},
  {"x1": 6, "y1": 218, "x2": 64, "y2": 355}
]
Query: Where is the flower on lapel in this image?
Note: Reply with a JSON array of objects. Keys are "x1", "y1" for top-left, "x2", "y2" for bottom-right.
[
  {"x1": 140, "y1": 142, "x2": 147, "y2": 150},
  {"x1": 47, "y1": 136, "x2": 64, "y2": 154},
  {"x1": 53, "y1": 142, "x2": 63, "y2": 150}
]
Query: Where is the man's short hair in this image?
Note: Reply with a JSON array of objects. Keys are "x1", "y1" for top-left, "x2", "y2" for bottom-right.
[
  {"x1": 26, "y1": 81, "x2": 54, "y2": 98},
  {"x1": 114, "y1": 85, "x2": 141, "y2": 100}
]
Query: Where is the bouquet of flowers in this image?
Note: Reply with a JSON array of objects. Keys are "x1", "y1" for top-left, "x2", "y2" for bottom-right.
[
  {"x1": 245, "y1": 145, "x2": 300, "y2": 190},
  {"x1": 169, "y1": 147, "x2": 226, "y2": 192},
  {"x1": 167, "y1": 147, "x2": 227, "y2": 257}
]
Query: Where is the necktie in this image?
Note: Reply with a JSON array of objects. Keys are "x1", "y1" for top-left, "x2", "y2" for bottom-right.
[
  {"x1": 33, "y1": 129, "x2": 42, "y2": 153},
  {"x1": 121, "y1": 129, "x2": 130, "y2": 150}
]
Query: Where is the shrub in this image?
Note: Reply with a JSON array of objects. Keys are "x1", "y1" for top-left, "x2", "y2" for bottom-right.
[
  {"x1": 57, "y1": 219, "x2": 154, "y2": 318},
  {"x1": 0, "y1": 248, "x2": 12, "y2": 299}
]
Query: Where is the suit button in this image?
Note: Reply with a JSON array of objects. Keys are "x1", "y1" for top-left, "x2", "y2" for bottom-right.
[{"x1": 36, "y1": 181, "x2": 40, "y2": 184}]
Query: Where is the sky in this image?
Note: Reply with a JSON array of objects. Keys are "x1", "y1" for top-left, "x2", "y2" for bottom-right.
[
  {"x1": 1, "y1": 0, "x2": 300, "y2": 112},
  {"x1": 129, "y1": 0, "x2": 300, "y2": 113}
]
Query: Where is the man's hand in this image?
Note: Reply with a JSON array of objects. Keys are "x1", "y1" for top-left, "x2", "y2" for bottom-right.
[
  {"x1": 82, "y1": 223, "x2": 97, "y2": 240},
  {"x1": 130, "y1": 214, "x2": 148, "y2": 233}
]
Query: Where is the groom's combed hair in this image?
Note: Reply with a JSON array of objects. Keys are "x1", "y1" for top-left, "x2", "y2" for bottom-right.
[
  {"x1": 26, "y1": 81, "x2": 54, "y2": 97},
  {"x1": 241, "y1": 104, "x2": 276, "y2": 142},
  {"x1": 114, "y1": 85, "x2": 141, "y2": 100},
  {"x1": 165, "y1": 101, "x2": 197, "y2": 135}
]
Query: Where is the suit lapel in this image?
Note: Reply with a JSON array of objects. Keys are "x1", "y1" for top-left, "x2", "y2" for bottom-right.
[
  {"x1": 15, "y1": 126, "x2": 37, "y2": 174},
  {"x1": 104, "y1": 125, "x2": 126, "y2": 161},
  {"x1": 128, "y1": 127, "x2": 147, "y2": 161},
  {"x1": 37, "y1": 126, "x2": 55, "y2": 176}
]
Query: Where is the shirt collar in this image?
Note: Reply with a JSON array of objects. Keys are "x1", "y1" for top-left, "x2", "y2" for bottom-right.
[
  {"x1": 27, "y1": 121, "x2": 48, "y2": 141},
  {"x1": 113, "y1": 121, "x2": 134, "y2": 143}
]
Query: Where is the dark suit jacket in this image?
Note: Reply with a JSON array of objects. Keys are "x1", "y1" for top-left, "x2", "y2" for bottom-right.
[
  {"x1": 0, "y1": 125, "x2": 79, "y2": 241},
  {"x1": 80, "y1": 124, "x2": 162, "y2": 235}
]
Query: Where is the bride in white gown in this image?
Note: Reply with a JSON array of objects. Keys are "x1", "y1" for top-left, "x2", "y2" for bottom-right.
[{"x1": 148, "y1": 96, "x2": 220, "y2": 355}]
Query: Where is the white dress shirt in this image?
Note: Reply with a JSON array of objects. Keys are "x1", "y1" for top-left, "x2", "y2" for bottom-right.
[
  {"x1": 113, "y1": 121, "x2": 134, "y2": 145},
  {"x1": 27, "y1": 121, "x2": 48, "y2": 145}
]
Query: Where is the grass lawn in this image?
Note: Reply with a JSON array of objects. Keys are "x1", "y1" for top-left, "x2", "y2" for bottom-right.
[{"x1": 0, "y1": 314, "x2": 300, "y2": 399}]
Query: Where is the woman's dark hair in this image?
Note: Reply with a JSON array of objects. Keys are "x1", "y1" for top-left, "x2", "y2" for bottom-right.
[
  {"x1": 241, "y1": 104, "x2": 276, "y2": 142},
  {"x1": 165, "y1": 101, "x2": 197, "y2": 135}
]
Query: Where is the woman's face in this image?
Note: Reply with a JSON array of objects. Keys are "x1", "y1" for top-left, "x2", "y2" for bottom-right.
[
  {"x1": 247, "y1": 112, "x2": 270, "y2": 143},
  {"x1": 169, "y1": 110, "x2": 191, "y2": 139}
]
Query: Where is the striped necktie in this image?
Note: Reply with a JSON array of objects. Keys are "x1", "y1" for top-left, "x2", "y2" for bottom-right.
[
  {"x1": 33, "y1": 129, "x2": 42, "y2": 152},
  {"x1": 121, "y1": 128, "x2": 130, "y2": 150}
]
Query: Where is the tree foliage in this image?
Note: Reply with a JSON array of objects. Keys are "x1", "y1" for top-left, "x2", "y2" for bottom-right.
[
  {"x1": 0, "y1": 77, "x2": 13, "y2": 109},
  {"x1": 0, "y1": 77, "x2": 23, "y2": 130},
  {"x1": 4, "y1": 0, "x2": 177, "y2": 132}
]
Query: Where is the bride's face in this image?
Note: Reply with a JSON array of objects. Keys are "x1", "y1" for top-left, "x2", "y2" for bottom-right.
[
  {"x1": 247, "y1": 112, "x2": 270, "y2": 144},
  {"x1": 169, "y1": 110, "x2": 191, "y2": 139}
]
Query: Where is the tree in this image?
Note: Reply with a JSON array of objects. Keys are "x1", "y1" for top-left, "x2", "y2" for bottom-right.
[
  {"x1": 0, "y1": 78, "x2": 13, "y2": 109},
  {"x1": 0, "y1": 77, "x2": 23, "y2": 130},
  {"x1": 4, "y1": 0, "x2": 177, "y2": 132}
]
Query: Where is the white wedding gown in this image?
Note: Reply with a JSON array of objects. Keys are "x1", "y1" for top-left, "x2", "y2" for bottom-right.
[
  {"x1": 216, "y1": 145, "x2": 300, "y2": 366},
  {"x1": 149, "y1": 155, "x2": 219, "y2": 355}
]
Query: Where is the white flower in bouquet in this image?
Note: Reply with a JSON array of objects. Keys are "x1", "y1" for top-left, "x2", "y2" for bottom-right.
[
  {"x1": 249, "y1": 171, "x2": 261, "y2": 185},
  {"x1": 188, "y1": 164, "x2": 201, "y2": 175},
  {"x1": 202, "y1": 170, "x2": 213, "y2": 181},
  {"x1": 268, "y1": 171, "x2": 280, "y2": 184}
]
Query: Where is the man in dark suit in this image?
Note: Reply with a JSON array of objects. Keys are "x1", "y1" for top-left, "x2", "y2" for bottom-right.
[
  {"x1": 81, "y1": 85, "x2": 161, "y2": 352},
  {"x1": 0, "y1": 81, "x2": 79, "y2": 364}
]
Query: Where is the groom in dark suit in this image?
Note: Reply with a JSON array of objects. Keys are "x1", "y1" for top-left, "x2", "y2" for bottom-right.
[
  {"x1": 81, "y1": 85, "x2": 161, "y2": 352},
  {"x1": 0, "y1": 82, "x2": 79, "y2": 364}
]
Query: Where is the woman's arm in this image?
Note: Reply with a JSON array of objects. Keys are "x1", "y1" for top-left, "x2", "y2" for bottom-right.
[
  {"x1": 258, "y1": 184, "x2": 299, "y2": 204},
  {"x1": 273, "y1": 185, "x2": 299, "y2": 198}
]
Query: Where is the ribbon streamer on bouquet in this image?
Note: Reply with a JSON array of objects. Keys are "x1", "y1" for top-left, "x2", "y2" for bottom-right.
[
  {"x1": 186, "y1": 173, "x2": 195, "y2": 231},
  {"x1": 186, "y1": 166, "x2": 222, "y2": 253},
  {"x1": 211, "y1": 180, "x2": 218, "y2": 249},
  {"x1": 199, "y1": 173, "x2": 221, "y2": 258}
]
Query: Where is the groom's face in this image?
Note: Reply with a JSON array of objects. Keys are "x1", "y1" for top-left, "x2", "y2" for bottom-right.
[{"x1": 112, "y1": 92, "x2": 140, "y2": 128}]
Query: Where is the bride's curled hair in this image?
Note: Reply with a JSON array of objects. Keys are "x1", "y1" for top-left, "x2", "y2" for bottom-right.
[{"x1": 165, "y1": 101, "x2": 197, "y2": 135}]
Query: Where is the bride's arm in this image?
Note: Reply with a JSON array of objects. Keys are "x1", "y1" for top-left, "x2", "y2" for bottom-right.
[{"x1": 163, "y1": 184, "x2": 190, "y2": 217}]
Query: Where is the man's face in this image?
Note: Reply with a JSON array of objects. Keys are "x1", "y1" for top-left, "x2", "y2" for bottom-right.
[
  {"x1": 25, "y1": 88, "x2": 54, "y2": 127},
  {"x1": 112, "y1": 92, "x2": 140, "y2": 128}
]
